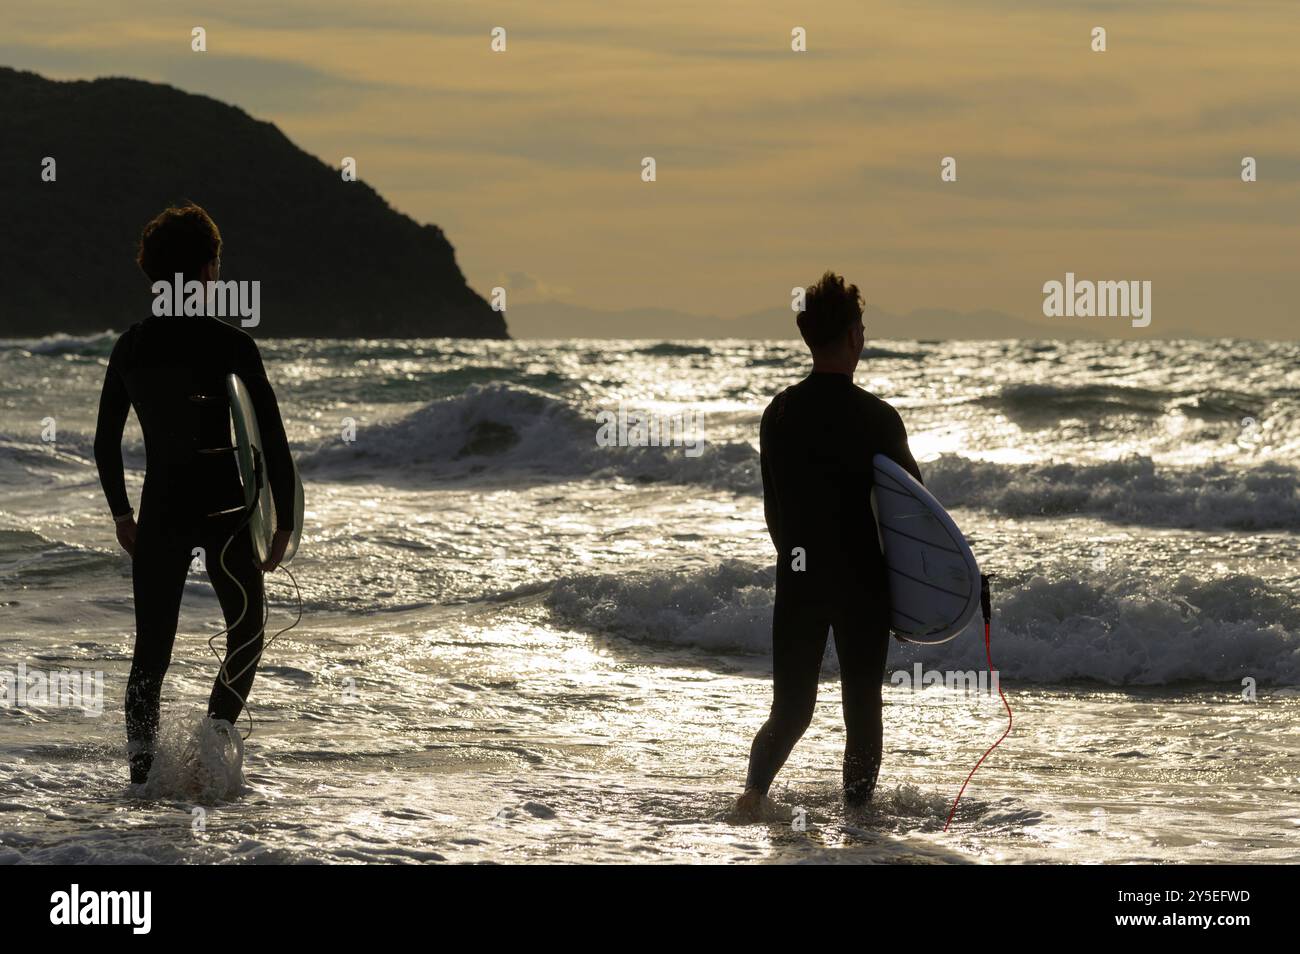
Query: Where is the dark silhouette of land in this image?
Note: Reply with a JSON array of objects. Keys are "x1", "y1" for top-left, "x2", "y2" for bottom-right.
[
  {"x1": 503, "y1": 301, "x2": 1106, "y2": 340},
  {"x1": 0, "y1": 67, "x2": 507, "y2": 338}
]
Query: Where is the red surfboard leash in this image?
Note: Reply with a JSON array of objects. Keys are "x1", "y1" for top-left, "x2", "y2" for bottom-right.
[{"x1": 944, "y1": 574, "x2": 1012, "y2": 832}]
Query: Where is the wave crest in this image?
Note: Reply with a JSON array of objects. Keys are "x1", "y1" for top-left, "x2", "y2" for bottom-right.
[
  {"x1": 299, "y1": 383, "x2": 759, "y2": 491},
  {"x1": 926, "y1": 454, "x2": 1300, "y2": 529},
  {"x1": 544, "y1": 560, "x2": 1300, "y2": 685}
]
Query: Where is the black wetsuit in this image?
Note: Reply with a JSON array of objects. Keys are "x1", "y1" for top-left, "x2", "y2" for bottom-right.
[
  {"x1": 93, "y1": 316, "x2": 294, "y2": 782},
  {"x1": 746, "y1": 371, "x2": 922, "y2": 803}
]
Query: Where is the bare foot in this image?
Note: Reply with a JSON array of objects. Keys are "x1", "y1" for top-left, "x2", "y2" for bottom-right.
[{"x1": 733, "y1": 789, "x2": 765, "y2": 823}]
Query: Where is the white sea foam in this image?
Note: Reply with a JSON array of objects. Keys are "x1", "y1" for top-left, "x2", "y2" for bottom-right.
[
  {"x1": 926, "y1": 454, "x2": 1300, "y2": 529},
  {"x1": 137, "y1": 714, "x2": 246, "y2": 803},
  {"x1": 0, "y1": 330, "x2": 119, "y2": 356},
  {"x1": 545, "y1": 561, "x2": 1300, "y2": 685},
  {"x1": 297, "y1": 383, "x2": 760, "y2": 491}
]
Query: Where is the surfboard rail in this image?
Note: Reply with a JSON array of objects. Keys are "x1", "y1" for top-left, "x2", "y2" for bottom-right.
[
  {"x1": 871, "y1": 454, "x2": 980, "y2": 643},
  {"x1": 227, "y1": 373, "x2": 304, "y2": 565}
]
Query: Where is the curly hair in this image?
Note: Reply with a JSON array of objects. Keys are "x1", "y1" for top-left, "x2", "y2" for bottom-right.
[
  {"x1": 136, "y1": 202, "x2": 222, "y2": 283},
  {"x1": 796, "y1": 271, "x2": 863, "y2": 348}
]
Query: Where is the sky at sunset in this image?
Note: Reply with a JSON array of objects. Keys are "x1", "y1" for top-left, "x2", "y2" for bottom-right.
[{"x1": 4, "y1": 0, "x2": 1297, "y2": 337}]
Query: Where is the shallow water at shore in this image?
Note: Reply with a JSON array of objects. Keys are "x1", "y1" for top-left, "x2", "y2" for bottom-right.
[{"x1": 2, "y1": 335, "x2": 1298, "y2": 863}]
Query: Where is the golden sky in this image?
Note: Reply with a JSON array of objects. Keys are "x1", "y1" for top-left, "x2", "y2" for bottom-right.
[{"x1": 4, "y1": 0, "x2": 1298, "y2": 337}]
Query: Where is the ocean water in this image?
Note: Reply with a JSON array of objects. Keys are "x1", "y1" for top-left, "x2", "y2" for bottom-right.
[{"x1": 1, "y1": 332, "x2": 1298, "y2": 864}]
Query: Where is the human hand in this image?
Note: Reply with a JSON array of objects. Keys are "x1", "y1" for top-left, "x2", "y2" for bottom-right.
[{"x1": 115, "y1": 515, "x2": 137, "y2": 557}]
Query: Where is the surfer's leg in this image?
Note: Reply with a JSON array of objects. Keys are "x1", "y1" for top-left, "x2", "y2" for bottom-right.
[
  {"x1": 205, "y1": 523, "x2": 265, "y2": 726},
  {"x1": 744, "y1": 594, "x2": 829, "y2": 797},
  {"x1": 832, "y1": 603, "x2": 891, "y2": 805},
  {"x1": 126, "y1": 524, "x2": 189, "y2": 783}
]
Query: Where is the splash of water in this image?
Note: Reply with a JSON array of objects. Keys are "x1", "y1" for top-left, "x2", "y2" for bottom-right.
[{"x1": 138, "y1": 715, "x2": 246, "y2": 803}]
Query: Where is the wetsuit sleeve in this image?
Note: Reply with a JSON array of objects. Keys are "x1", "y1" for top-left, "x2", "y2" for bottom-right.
[
  {"x1": 888, "y1": 406, "x2": 923, "y2": 484},
  {"x1": 235, "y1": 334, "x2": 295, "y2": 532},
  {"x1": 93, "y1": 336, "x2": 133, "y2": 518},
  {"x1": 759, "y1": 403, "x2": 780, "y2": 553}
]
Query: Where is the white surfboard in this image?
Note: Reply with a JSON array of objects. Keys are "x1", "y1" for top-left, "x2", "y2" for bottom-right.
[
  {"x1": 228, "y1": 373, "x2": 304, "y2": 565},
  {"x1": 871, "y1": 454, "x2": 979, "y2": 643}
]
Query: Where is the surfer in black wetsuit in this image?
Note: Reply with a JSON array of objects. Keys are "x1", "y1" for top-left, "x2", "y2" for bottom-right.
[
  {"x1": 93, "y1": 203, "x2": 295, "y2": 783},
  {"x1": 737, "y1": 272, "x2": 922, "y2": 819}
]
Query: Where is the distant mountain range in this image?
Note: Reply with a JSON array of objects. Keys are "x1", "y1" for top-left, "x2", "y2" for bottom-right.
[
  {"x1": 503, "y1": 301, "x2": 1187, "y2": 340},
  {"x1": 0, "y1": 67, "x2": 506, "y2": 338}
]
